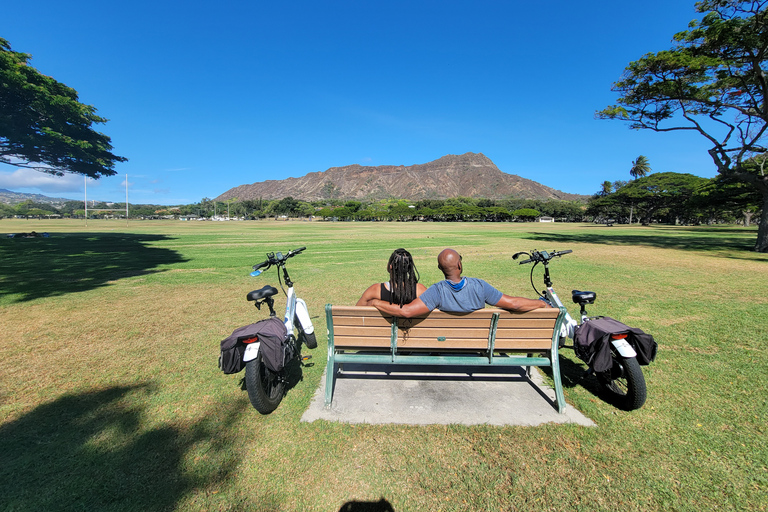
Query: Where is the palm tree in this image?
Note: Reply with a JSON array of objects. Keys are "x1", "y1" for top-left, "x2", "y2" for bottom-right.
[
  {"x1": 630, "y1": 155, "x2": 651, "y2": 180},
  {"x1": 628, "y1": 156, "x2": 651, "y2": 224}
]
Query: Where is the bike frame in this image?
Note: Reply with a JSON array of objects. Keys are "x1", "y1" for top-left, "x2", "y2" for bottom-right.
[
  {"x1": 526, "y1": 252, "x2": 637, "y2": 359},
  {"x1": 242, "y1": 255, "x2": 314, "y2": 363}
]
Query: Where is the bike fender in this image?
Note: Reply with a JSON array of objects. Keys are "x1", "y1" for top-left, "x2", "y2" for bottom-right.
[
  {"x1": 560, "y1": 315, "x2": 577, "y2": 339},
  {"x1": 243, "y1": 342, "x2": 260, "y2": 362},
  {"x1": 294, "y1": 298, "x2": 314, "y2": 334},
  {"x1": 611, "y1": 337, "x2": 637, "y2": 358}
]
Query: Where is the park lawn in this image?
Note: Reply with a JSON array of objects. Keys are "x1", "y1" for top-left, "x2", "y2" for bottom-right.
[{"x1": 0, "y1": 219, "x2": 766, "y2": 511}]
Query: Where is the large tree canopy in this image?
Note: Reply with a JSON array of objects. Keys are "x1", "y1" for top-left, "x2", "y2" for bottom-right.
[
  {"x1": 597, "y1": 0, "x2": 768, "y2": 251},
  {"x1": 0, "y1": 37, "x2": 126, "y2": 178}
]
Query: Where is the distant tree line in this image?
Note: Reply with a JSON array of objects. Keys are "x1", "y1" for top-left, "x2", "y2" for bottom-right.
[{"x1": 2, "y1": 170, "x2": 761, "y2": 226}]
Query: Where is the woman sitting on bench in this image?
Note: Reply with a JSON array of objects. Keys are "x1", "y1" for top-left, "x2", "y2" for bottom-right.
[{"x1": 356, "y1": 248, "x2": 427, "y2": 308}]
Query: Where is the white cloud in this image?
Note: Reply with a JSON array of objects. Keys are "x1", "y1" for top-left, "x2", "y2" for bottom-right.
[{"x1": 0, "y1": 167, "x2": 84, "y2": 194}]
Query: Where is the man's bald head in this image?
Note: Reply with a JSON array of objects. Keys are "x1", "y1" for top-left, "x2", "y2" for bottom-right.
[{"x1": 437, "y1": 248, "x2": 462, "y2": 280}]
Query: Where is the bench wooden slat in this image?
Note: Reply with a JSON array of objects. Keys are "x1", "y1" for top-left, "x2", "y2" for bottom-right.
[
  {"x1": 495, "y1": 327, "x2": 555, "y2": 338},
  {"x1": 396, "y1": 337, "x2": 490, "y2": 349},
  {"x1": 333, "y1": 337, "x2": 393, "y2": 348},
  {"x1": 334, "y1": 325, "x2": 394, "y2": 337},
  {"x1": 331, "y1": 318, "x2": 395, "y2": 329},
  {"x1": 493, "y1": 338, "x2": 553, "y2": 350}
]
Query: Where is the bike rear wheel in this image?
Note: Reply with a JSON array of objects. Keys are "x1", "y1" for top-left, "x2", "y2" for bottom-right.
[
  {"x1": 597, "y1": 350, "x2": 647, "y2": 411},
  {"x1": 245, "y1": 351, "x2": 285, "y2": 414}
]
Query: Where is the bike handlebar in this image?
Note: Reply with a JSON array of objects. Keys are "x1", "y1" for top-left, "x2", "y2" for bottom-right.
[
  {"x1": 252, "y1": 247, "x2": 307, "y2": 271},
  {"x1": 513, "y1": 249, "x2": 572, "y2": 265}
]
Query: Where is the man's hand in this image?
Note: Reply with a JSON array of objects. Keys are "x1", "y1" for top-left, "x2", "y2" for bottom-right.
[{"x1": 370, "y1": 298, "x2": 431, "y2": 318}]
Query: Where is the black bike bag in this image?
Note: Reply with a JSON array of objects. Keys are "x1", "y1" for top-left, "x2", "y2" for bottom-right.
[
  {"x1": 573, "y1": 317, "x2": 658, "y2": 372},
  {"x1": 218, "y1": 316, "x2": 287, "y2": 374}
]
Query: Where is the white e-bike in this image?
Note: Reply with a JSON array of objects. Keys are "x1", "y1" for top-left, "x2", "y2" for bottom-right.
[
  {"x1": 513, "y1": 249, "x2": 648, "y2": 410},
  {"x1": 243, "y1": 247, "x2": 316, "y2": 414}
]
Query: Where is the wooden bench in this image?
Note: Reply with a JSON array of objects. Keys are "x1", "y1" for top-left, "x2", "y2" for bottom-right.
[{"x1": 324, "y1": 305, "x2": 568, "y2": 413}]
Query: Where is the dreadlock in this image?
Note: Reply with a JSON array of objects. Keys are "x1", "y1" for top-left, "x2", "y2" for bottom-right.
[{"x1": 388, "y1": 248, "x2": 421, "y2": 308}]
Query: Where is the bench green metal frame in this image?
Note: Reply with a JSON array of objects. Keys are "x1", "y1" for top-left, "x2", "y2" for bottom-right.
[{"x1": 324, "y1": 304, "x2": 568, "y2": 413}]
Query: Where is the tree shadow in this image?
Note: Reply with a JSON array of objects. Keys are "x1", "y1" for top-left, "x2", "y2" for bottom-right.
[
  {"x1": 524, "y1": 229, "x2": 757, "y2": 253},
  {"x1": 0, "y1": 233, "x2": 188, "y2": 303},
  {"x1": 0, "y1": 384, "x2": 244, "y2": 511}
]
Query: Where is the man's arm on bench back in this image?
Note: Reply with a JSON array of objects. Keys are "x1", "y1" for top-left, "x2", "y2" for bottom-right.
[{"x1": 495, "y1": 294, "x2": 551, "y2": 312}]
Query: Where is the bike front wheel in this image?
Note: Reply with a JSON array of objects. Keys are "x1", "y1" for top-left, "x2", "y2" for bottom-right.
[
  {"x1": 244, "y1": 351, "x2": 285, "y2": 414},
  {"x1": 596, "y1": 351, "x2": 647, "y2": 411}
]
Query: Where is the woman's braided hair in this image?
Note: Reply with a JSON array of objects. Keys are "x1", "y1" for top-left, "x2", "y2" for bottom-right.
[{"x1": 388, "y1": 248, "x2": 421, "y2": 308}]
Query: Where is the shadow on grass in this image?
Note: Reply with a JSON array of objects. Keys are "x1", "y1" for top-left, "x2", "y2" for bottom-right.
[
  {"x1": 541, "y1": 354, "x2": 609, "y2": 406},
  {"x1": 524, "y1": 228, "x2": 758, "y2": 253},
  {"x1": 0, "y1": 384, "x2": 244, "y2": 511},
  {"x1": 0, "y1": 233, "x2": 188, "y2": 303}
]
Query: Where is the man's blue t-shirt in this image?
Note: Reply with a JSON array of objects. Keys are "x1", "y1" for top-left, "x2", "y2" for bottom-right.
[{"x1": 419, "y1": 278, "x2": 503, "y2": 313}]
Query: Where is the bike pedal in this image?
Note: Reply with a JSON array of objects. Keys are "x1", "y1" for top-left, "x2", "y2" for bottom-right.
[{"x1": 302, "y1": 355, "x2": 313, "y2": 361}]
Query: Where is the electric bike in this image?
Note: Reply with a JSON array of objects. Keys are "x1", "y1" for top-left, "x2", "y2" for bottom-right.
[
  {"x1": 513, "y1": 249, "x2": 648, "y2": 410},
  {"x1": 243, "y1": 247, "x2": 316, "y2": 414}
]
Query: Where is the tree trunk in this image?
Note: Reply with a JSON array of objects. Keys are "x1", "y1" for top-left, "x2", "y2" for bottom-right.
[{"x1": 756, "y1": 192, "x2": 768, "y2": 253}]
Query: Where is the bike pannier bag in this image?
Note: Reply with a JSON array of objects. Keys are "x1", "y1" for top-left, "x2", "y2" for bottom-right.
[
  {"x1": 257, "y1": 317, "x2": 291, "y2": 372},
  {"x1": 573, "y1": 317, "x2": 658, "y2": 372},
  {"x1": 218, "y1": 316, "x2": 288, "y2": 374}
]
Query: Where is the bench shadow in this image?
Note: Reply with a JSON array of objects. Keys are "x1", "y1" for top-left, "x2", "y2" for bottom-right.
[
  {"x1": 334, "y1": 361, "x2": 559, "y2": 412},
  {"x1": 0, "y1": 232, "x2": 188, "y2": 303},
  {"x1": 525, "y1": 228, "x2": 759, "y2": 255},
  {"x1": 539, "y1": 354, "x2": 606, "y2": 402},
  {"x1": 0, "y1": 384, "x2": 244, "y2": 511}
]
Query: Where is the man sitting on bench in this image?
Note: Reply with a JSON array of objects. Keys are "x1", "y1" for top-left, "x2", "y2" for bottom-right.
[{"x1": 368, "y1": 248, "x2": 548, "y2": 318}]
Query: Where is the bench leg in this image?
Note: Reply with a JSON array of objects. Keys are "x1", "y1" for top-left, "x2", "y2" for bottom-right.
[
  {"x1": 324, "y1": 356, "x2": 336, "y2": 408},
  {"x1": 551, "y1": 354, "x2": 566, "y2": 414}
]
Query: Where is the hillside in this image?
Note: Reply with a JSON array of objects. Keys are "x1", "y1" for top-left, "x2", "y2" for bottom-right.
[
  {"x1": 0, "y1": 189, "x2": 77, "y2": 206},
  {"x1": 215, "y1": 153, "x2": 585, "y2": 202}
]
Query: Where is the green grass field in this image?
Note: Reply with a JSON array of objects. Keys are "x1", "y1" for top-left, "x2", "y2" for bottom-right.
[{"x1": 1, "y1": 219, "x2": 766, "y2": 511}]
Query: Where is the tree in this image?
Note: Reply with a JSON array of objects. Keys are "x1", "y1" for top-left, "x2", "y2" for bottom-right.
[
  {"x1": 512, "y1": 208, "x2": 540, "y2": 221},
  {"x1": 628, "y1": 156, "x2": 651, "y2": 223},
  {"x1": 630, "y1": 155, "x2": 651, "y2": 180},
  {"x1": 0, "y1": 38, "x2": 126, "y2": 178},
  {"x1": 617, "y1": 172, "x2": 709, "y2": 224},
  {"x1": 597, "y1": 1, "x2": 768, "y2": 251},
  {"x1": 692, "y1": 155, "x2": 764, "y2": 224}
]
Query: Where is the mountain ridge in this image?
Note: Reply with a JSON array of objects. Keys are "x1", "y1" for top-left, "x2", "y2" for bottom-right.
[{"x1": 215, "y1": 153, "x2": 585, "y2": 202}]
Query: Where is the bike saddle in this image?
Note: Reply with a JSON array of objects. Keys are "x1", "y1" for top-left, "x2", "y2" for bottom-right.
[
  {"x1": 247, "y1": 286, "x2": 278, "y2": 301},
  {"x1": 572, "y1": 290, "x2": 596, "y2": 305}
]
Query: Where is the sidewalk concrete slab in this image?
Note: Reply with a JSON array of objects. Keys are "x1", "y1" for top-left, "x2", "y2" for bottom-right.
[{"x1": 301, "y1": 363, "x2": 595, "y2": 427}]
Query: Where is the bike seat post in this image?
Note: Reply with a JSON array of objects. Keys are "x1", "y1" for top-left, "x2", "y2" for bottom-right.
[{"x1": 265, "y1": 296, "x2": 276, "y2": 317}]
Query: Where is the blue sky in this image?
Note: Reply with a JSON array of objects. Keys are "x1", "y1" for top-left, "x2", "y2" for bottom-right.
[{"x1": 2, "y1": 0, "x2": 717, "y2": 205}]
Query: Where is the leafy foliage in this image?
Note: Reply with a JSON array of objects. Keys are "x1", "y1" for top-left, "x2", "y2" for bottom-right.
[
  {"x1": 630, "y1": 155, "x2": 651, "y2": 179},
  {"x1": 0, "y1": 38, "x2": 126, "y2": 178},
  {"x1": 597, "y1": 1, "x2": 768, "y2": 250}
]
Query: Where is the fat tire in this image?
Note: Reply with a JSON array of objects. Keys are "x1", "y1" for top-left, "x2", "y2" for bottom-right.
[
  {"x1": 597, "y1": 353, "x2": 647, "y2": 411},
  {"x1": 244, "y1": 351, "x2": 285, "y2": 414},
  {"x1": 296, "y1": 317, "x2": 317, "y2": 349}
]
